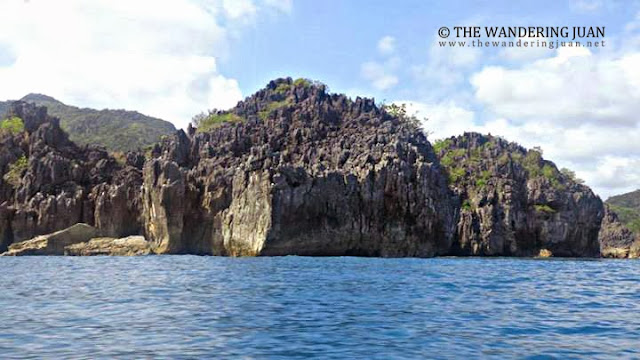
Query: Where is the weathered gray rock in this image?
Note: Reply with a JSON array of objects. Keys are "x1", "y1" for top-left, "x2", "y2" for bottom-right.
[
  {"x1": 2, "y1": 223, "x2": 98, "y2": 256},
  {"x1": 0, "y1": 79, "x2": 619, "y2": 258},
  {"x1": 631, "y1": 241, "x2": 640, "y2": 259},
  {"x1": 141, "y1": 78, "x2": 457, "y2": 256},
  {"x1": 64, "y1": 236, "x2": 152, "y2": 256},
  {"x1": 434, "y1": 133, "x2": 603, "y2": 257},
  {"x1": 599, "y1": 205, "x2": 639, "y2": 258},
  {"x1": 90, "y1": 166, "x2": 143, "y2": 239},
  {"x1": 142, "y1": 159, "x2": 189, "y2": 254},
  {"x1": 0, "y1": 102, "x2": 143, "y2": 247}
]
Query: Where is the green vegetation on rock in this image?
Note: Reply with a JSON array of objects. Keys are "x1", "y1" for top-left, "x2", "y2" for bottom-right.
[
  {"x1": 3, "y1": 155, "x2": 28, "y2": 188},
  {"x1": 274, "y1": 78, "x2": 314, "y2": 95},
  {"x1": 380, "y1": 103, "x2": 422, "y2": 130},
  {"x1": 448, "y1": 166, "x2": 466, "y2": 183},
  {"x1": 522, "y1": 150, "x2": 543, "y2": 177},
  {"x1": 505, "y1": 149, "x2": 569, "y2": 191},
  {"x1": 609, "y1": 205, "x2": 640, "y2": 233},
  {"x1": 274, "y1": 82, "x2": 292, "y2": 95},
  {"x1": 475, "y1": 170, "x2": 491, "y2": 188},
  {"x1": 0, "y1": 116, "x2": 24, "y2": 134},
  {"x1": 432, "y1": 139, "x2": 452, "y2": 154},
  {"x1": 541, "y1": 164, "x2": 565, "y2": 190},
  {"x1": 258, "y1": 99, "x2": 293, "y2": 120},
  {"x1": 440, "y1": 148, "x2": 465, "y2": 168},
  {"x1": 534, "y1": 204, "x2": 556, "y2": 214},
  {"x1": 196, "y1": 112, "x2": 244, "y2": 133},
  {"x1": 560, "y1": 168, "x2": 585, "y2": 185},
  {"x1": 293, "y1": 78, "x2": 312, "y2": 88},
  {"x1": 434, "y1": 134, "x2": 588, "y2": 229},
  {"x1": 607, "y1": 190, "x2": 640, "y2": 234}
]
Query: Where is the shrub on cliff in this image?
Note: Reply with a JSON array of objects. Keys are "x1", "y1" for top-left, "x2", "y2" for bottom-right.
[
  {"x1": 535, "y1": 204, "x2": 557, "y2": 213},
  {"x1": 0, "y1": 116, "x2": 24, "y2": 135},
  {"x1": 193, "y1": 111, "x2": 245, "y2": 133},
  {"x1": 3, "y1": 155, "x2": 28, "y2": 188},
  {"x1": 608, "y1": 204, "x2": 640, "y2": 234},
  {"x1": 560, "y1": 167, "x2": 585, "y2": 185},
  {"x1": 606, "y1": 189, "x2": 640, "y2": 235},
  {"x1": 381, "y1": 103, "x2": 423, "y2": 131}
]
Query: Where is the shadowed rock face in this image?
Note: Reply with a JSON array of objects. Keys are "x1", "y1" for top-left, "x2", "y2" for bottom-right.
[
  {"x1": 142, "y1": 78, "x2": 457, "y2": 256},
  {"x1": 0, "y1": 78, "x2": 611, "y2": 257},
  {"x1": 599, "y1": 205, "x2": 640, "y2": 258},
  {"x1": 0, "y1": 102, "x2": 143, "y2": 252},
  {"x1": 433, "y1": 133, "x2": 604, "y2": 257}
]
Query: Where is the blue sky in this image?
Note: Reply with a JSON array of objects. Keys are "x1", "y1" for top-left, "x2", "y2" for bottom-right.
[
  {"x1": 0, "y1": 0, "x2": 639, "y2": 197},
  {"x1": 222, "y1": 0, "x2": 632, "y2": 97}
]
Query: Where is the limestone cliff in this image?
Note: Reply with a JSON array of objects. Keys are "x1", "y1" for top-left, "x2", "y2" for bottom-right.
[
  {"x1": 433, "y1": 133, "x2": 603, "y2": 257},
  {"x1": 142, "y1": 78, "x2": 457, "y2": 256},
  {"x1": 599, "y1": 205, "x2": 640, "y2": 258},
  {"x1": 0, "y1": 102, "x2": 142, "y2": 252},
  {"x1": 0, "y1": 78, "x2": 615, "y2": 257}
]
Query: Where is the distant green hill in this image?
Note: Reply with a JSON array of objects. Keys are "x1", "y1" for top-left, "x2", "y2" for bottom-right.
[
  {"x1": 1, "y1": 94, "x2": 176, "y2": 152},
  {"x1": 607, "y1": 189, "x2": 640, "y2": 234}
]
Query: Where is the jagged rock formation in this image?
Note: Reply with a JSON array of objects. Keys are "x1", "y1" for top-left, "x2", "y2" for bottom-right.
[
  {"x1": 599, "y1": 205, "x2": 640, "y2": 258},
  {"x1": 142, "y1": 78, "x2": 457, "y2": 256},
  {"x1": 433, "y1": 133, "x2": 603, "y2": 257},
  {"x1": 606, "y1": 189, "x2": 640, "y2": 235},
  {"x1": 0, "y1": 78, "x2": 617, "y2": 257},
  {"x1": 0, "y1": 102, "x2": 143, "y2": 252}
]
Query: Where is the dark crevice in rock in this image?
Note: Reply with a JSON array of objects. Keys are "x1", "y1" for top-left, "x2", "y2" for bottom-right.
[{"x1": 0, "y1": 78, "x2": 624, "y2": 257}]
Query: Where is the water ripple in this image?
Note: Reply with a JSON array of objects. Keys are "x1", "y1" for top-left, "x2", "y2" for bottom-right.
[{"x1": 0, "y1": 256, "x2": 639, "y2": 359}]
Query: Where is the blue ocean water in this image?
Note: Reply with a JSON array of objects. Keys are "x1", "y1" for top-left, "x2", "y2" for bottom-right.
[{"x1": 0, "y1": 256, "x2": 638, "y2": 359}]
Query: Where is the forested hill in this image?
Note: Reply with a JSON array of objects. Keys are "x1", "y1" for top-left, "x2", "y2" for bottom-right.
[
  {"x1": 0, "y1": 94, "x2": 176, "y2": 152},
  {"x1": 607, "y1": 189, "x2": 640, "y2": 234}
]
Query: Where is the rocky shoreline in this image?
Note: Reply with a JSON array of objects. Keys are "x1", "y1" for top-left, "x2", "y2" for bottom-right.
[{"x1": 1, "y1": 78, "x2": 638, "y2": 257}]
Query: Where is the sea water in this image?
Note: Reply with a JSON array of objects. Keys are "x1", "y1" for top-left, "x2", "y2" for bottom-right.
[{"x1": 0, "y1": 256, "x2": 638, "y2": 359}]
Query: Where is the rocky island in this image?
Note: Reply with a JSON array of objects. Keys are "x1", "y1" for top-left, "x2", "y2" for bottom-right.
[{"x1": 1, "y1": 78, "x2": 638, "y2": 257}]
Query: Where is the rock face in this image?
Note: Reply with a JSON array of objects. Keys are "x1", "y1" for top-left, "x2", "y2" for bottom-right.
[
  {"x1": 142, "y1": 79, "x2": 456, "y2": 256},
  {"x1": 64, "y1": 236, "x2": 152, "y2": 256},
  {"x1": 605, "y1": 189, "x2": 640, "y2": 236},
  {"x1": 2, "y1": 223, "x2": 98, "y2": 256},
  {"x1": 0, "y1": 78, "x2": 614, "y2": 257},
  {"x1": 433, "y1": 133, "x2": 603, "y2": 257},
  {"x1": 0, "y1": 102, "x2": 143, "y2": 252},
  {"x1": 599, "y1": 205, "x2": 640, "y2": 258}
]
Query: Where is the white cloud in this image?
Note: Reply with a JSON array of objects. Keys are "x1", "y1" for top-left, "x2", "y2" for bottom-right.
[
  {"x1": 412, "y1": 35, "x2": 481, "y2": 90},
  {"x1": 0, "y1": 0, "x2": 289, "y2": 129},
  {"x1": 377, "y1": 36, "x2": 396, "y2": 55},
  {"x1": 361, "y1": 36, "x2": 401, "y2": 91},
  {"x1": 400, "y1": 101, "x2": 478, "y2": 140},
  {"x1": 476, "y1": 118, "x2": 640, "y2": 198},
  {"x1": 471, "y1": 47, "x2": 640, "y2": 127},
  {"x1": 222, "y1": 0, "x2": 257, "y2": 20},
  {"x1": 361, "y1": 57, "x2": 400, "y2": 91},
  {"x1": 571, "y1": 0, "x2": 604, "y2": 12},
  {"x1": 498, "y1": 36, "x2": 552, "y2": 62},
  {"x1": 463, "y1": 44, "x2": 640, "y2": 197},
  {"x1": 392, "y1": 14, "x2": 640, "y2": 198},
  {"x1": 263, "y1": 0, "x2": 293, "y2": 14},
  {"x1": 400, "y1": 97, "x2": 640, "y2": 198}
]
